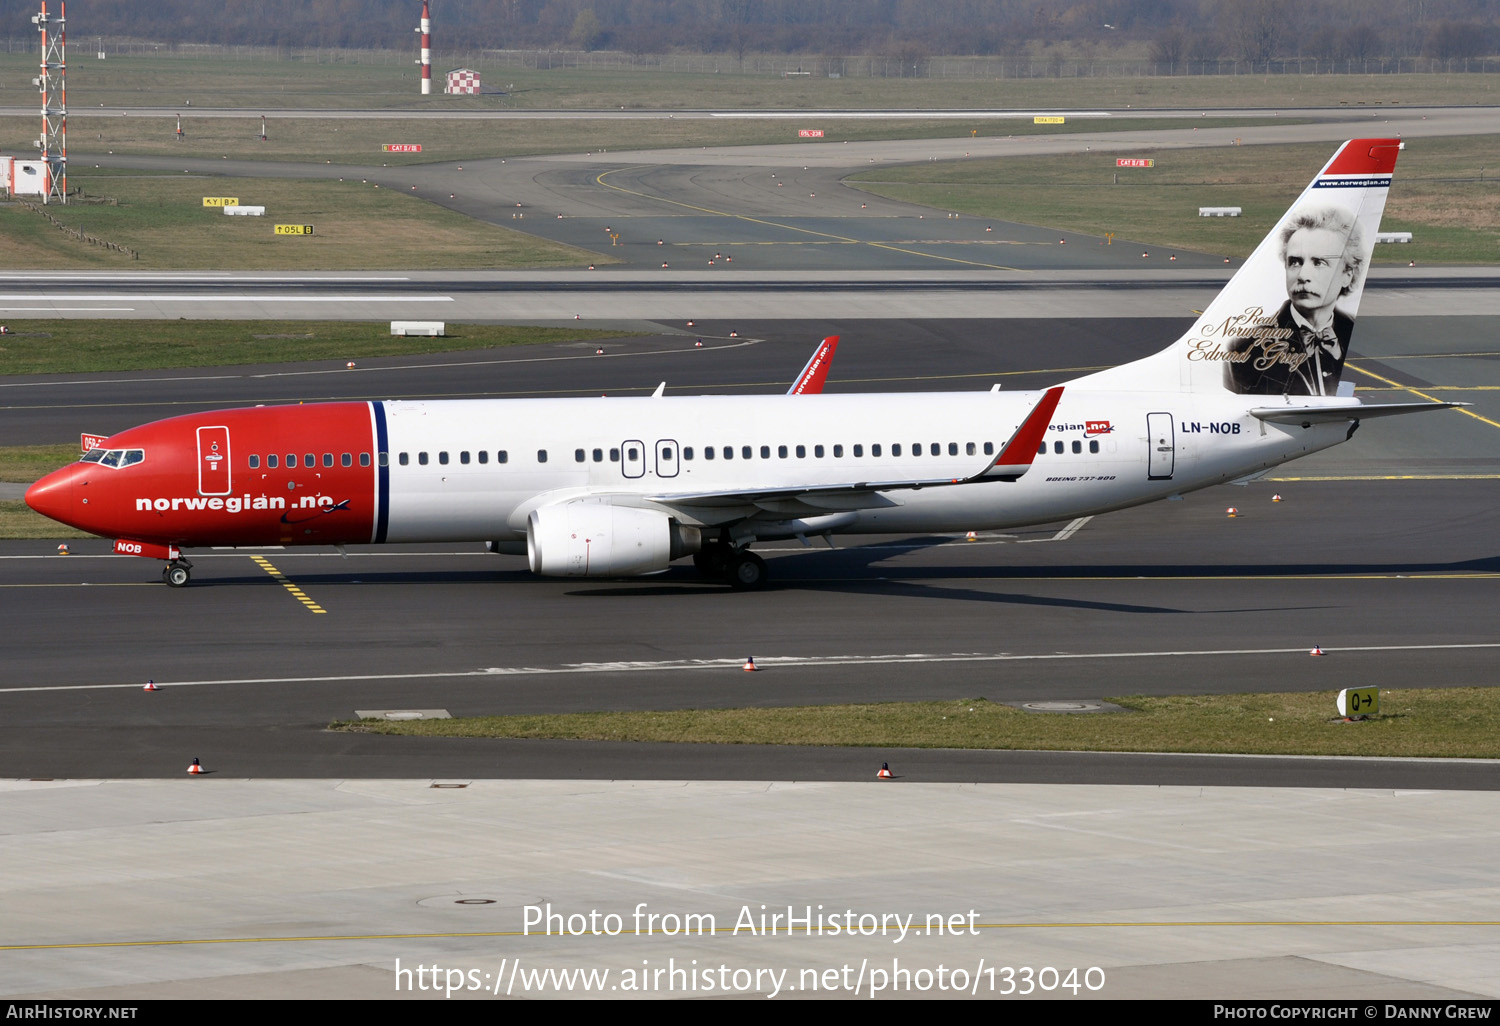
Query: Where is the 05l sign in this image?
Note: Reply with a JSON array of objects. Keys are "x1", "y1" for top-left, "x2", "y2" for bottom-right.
[{"x1": 274, "y1": 224, "x2": 314, "y2": 236}]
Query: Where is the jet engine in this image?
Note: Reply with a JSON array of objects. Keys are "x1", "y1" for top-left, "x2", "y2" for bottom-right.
[{"x1": 527, "y1": 501, "x2": 700, "y2": 577}]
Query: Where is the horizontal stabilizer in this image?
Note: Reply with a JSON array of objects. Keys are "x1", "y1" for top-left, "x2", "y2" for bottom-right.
[{"x1": 1250, "y1": 401, "x2": 1466, "y2": 424}]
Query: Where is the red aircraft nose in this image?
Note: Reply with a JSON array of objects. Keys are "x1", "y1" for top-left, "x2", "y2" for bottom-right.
[{"x1": 25, "y1": 465, "x2": 78, "y2": 527}]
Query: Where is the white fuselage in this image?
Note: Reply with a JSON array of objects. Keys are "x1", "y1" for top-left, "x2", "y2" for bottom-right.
[{"x1": 378, "y1": 389, "x2": 1347, "y2": 543}]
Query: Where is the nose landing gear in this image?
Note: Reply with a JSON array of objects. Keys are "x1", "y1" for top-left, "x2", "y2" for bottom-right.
[{"x1": 162, "y1": 558, "x2": 193, "y2": 587}]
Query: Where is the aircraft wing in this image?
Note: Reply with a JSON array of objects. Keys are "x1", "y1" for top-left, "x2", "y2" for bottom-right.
[
  {"x1": 787, "y1": 336, "x2": 839, "y2": 395},
  {"x1": 1249, "y1": 400, "x2": 1467, "y2": 425},
  {"x1": 648, "y1": 386, "x2": 1064, "y2": 515}
]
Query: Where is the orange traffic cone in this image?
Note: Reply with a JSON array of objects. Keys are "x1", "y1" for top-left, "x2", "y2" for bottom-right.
[
  {"x1": 965, "y1": 531, "x2": 978, "y2": 541},
  {"x1": 1226, "y1": 507, "x2": 1239, "y2": 518},
  {"x1": 1272, "y1": 494, "x2": 1283, "y2": 502},
  {"x1": 143, "y1": 679, "x2": 158, "y2": 692},
  {"x1": 187, "y1": 758, "x2": 204, "y2": 774},
  {"x1": 877, "y1": 762, "x2": 893, "y2": 779},
  {"x1": 1310, "y1": 646, "x2": 1325, "y2": 657},
  {"x1": 743, "y1": 657, "x2": 758, "y2": 672},
  {"x1": 56, "y1": 543, "x2": 69, "y2": 555}
]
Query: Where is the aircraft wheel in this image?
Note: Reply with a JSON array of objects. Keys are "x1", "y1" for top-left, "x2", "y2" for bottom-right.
[
  {"x1": 163, "y1": 563, "x2": 191, "y2": 588},
  {"x1": 725, "y1": 551, "x2": 767, "y2": 591},
  {"x1": 693, "y1": 542, "x2": 731, "y2": 578}
]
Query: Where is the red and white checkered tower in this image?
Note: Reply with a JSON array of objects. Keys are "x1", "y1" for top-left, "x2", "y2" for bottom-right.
[
  {"x1": 33, "y1": 0, "x2": 66, "y2": 204},
  {"x1": 415, "y1": 0, "x2": 431, "y2": 95}
]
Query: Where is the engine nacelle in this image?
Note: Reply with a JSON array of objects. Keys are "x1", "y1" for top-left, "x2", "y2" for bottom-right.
[{"x1": 527, "y1": 502, "x2": 699, "y2": 577}]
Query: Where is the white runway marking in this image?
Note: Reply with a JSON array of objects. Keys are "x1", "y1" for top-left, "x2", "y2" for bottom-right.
[
  {"x1": 0, "y1": 294, "x2": 450, "y2": 303},
  {"x1": 4, "y1": 643, "x2": 1500, "y2": 694}
]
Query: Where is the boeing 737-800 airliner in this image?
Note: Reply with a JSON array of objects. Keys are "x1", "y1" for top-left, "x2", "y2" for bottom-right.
[{"x1": 25, "y1": 139, "x2": 1459, "y2": 589}]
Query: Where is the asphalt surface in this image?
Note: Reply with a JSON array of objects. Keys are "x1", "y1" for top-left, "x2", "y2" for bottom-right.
[
  {"x1": 4, "y1": 318, "x2": 1498, "y2": 784},
  {"x1": 3, "y1": 113, "x2": 1497, "y2": 786}
]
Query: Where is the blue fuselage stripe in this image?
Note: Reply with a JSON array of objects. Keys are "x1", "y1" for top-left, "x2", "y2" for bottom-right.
[{"x1": 372, "y1": 401, "x2": 390, "y2": 544}]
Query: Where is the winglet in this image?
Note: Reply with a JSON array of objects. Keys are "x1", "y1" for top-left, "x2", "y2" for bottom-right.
[
  {"x1": 788, "y1": 336, "x2": 839, "y2": 395},
  {"x1": 974, "y1": 386, "x2": 1064, "y2": 480}
]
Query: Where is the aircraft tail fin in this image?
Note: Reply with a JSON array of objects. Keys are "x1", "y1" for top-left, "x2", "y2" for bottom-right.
[{"x1": 1067, "y1": 138, "x2": 1402, "y2": 397}]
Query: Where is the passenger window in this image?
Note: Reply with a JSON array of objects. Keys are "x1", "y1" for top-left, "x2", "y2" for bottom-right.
[
  {"x1": 419, "y1": 452, "x2": 429, "y2": 465},
  {"x1": 306, "y1": 454, "x2": 316, "y2": 468},
  {"x1": 795, "y1": 445, "x2": 805, "y2": 458},
  {"x1": 498, "y1": 451, "x2": 509, "y2": 464},
  {"x1": 342, "y1": 453, "x2": 353, "y2": 467},
  {"x1": 892, "y1": 444, "x2": 902, "y2": 456},
  {"x1": 439, "y1": 451, "x2": 449, "y2": 465},
  {"x1": 397, "y1": 453, "x2": 408, "y2": 466},
  {"x1": 1037, "y1": 443, "x2": 1046, "y2": 455},
  {"x1": 575, "y1": 449, "x2": 585, "y2": 463},
  {"x1": 966, "y1": 442, "x2": 976, "y2": 456},
  {"x1": 932, "y1": 443, "x2": 941, "y2": 456},
  {"x1": 814, "y1": 445, "x2": 824, "y2": 458},
  {"x1": 378, "y1": 452, "x2": 389, "y2": 467},
  {"x1": 609, "y1": 448, "x2": 619, "y2": 462},
  {"x1": 593, "y1": 449, "x2": 603, "y2": 462},
  {"x1": 760, "y1": 446, "x2": 770, "y2": 459},
  {"x1": 478, "y1": 451, "x2": 489, "y2": 465},
  {"x1": 460, "y1": 451, "x2": 470, "y2": 465},
  {"x1": 626, "y1": 447, "x2": 638, "y2": 460},
  {"x1": 872, "y1": 444, "x2": 882, "y2": 457},
  {"x1": 286, "y1": 454, "x2": 297, "y2": 468},
  {"x1": 268, "y1": 454, "x2": 279, "y2": 469},
  {"x1": 322, "y1": 453, "x2": 333, "y2": 468},
  {"x1": 853, "y1": 444, "x2": 863, "y2": 457},
  {"x1": 948, "y1": 443, "x2": 958, "y2": 456},
  {"x1": 537, "y1": 450, "x2": 548, "y2": 463},
  {"x1": 1053, "y1": 441, "x2": 1063, "y2": 454},
  {"x1": 684, "y1": 447, "x2": 693, "y2": 460},
  {"x1": 1089, "y1": 440, "x2": 1100, "y2": 454},
  {"x1": 741, "y1": 446, "x2": 751, "y2": 459},
  {"x1": 1072, "y1": 441, "x2": 1082, "y2": 454},
  {"x1": 833, "y1": 445, "x2": 842, "y2": 458},
  {"x1": 249, "y1": 455, "x2": 260, "y2": 469},
  {"x1": 704, "y1": 447, "x2": 715, "y2": 460},
  {"x1": 984, "y1": 442, "x2": 994, "y2": 455},
  {"x1": 662, "y1": 447, "x2": 674, "y2": 461},
  {"x1": 361, "y1": 453, "x2": 371, "y2": 467},
  {"x1": 778, "y1": 445, "x2": 788, "y2": 459}
]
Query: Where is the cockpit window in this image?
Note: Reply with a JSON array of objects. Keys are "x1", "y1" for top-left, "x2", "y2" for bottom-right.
[{"x1": 81, "y1": 448, "x2": 144, "y2": 469}]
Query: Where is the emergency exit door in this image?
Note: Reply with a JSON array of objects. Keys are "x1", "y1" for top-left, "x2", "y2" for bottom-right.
[
  {"x1": 1146, "y1": 413, "x2": 1174, "y2": 480},
  {"x1": 198, "y1": 425, "x2": 232, "y2": 495}
]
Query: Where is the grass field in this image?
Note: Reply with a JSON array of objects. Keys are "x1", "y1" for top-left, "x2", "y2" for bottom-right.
[
  {"x1": 0, "y1": 175, "x2": 598, "y2": 269},
  {"x1": 2, "y1": 54, "x2": 1496, "y2": 112},
  {"x1": 0, "y1": 501, "x2": 89, "y2": 540},
  {"x1": 849, "y1": 135, "x2": 1500, "y2": 263},
  {"x1": 0, "y1": 320, "x2": 624, "y2": 376},
  {"x1": 333, "y1": 689, "x2": 1500, "y2": 759},
  {"x1": 0, "y1": 113, "x2": 1289, "y2": 167}
]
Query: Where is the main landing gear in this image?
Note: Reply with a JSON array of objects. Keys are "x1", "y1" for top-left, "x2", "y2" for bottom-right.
[
  {"x1": 694, "y1": 541, "x2": 767, "y2": 590},
  {"x1": 162, "y1": 558, "x2": 193, "y2": 588}
]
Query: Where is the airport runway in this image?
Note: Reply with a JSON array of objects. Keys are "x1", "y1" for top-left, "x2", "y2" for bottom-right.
[
  {"x1": 58, "y1": 103, "x2": 1497, "y2": 274},
  {"x1": 3, "y1": 116, "x2": 1498, "y2": 999},
  {"x1": 3, "y1": 317, "x2": 1497, "y2": 784}
]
